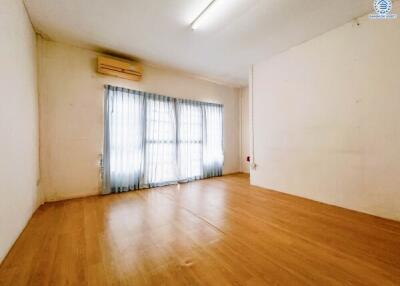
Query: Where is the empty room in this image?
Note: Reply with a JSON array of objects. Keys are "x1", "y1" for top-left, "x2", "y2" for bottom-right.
[{"x1": 1, "y1": 0, "x2": 400, "y2": 285}]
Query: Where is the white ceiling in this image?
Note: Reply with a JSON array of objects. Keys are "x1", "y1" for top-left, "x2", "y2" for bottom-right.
[{"x1": 25, "y1": 0, "x2": 373, "y2": 86}]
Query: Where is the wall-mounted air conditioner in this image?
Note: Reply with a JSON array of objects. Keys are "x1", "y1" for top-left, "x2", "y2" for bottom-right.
[{"x1": 97, "y1": 56, "x2": 143, "y2": 81}]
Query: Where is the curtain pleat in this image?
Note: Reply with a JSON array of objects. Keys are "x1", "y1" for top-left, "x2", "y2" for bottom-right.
[{"x1": 103, "y1": 85, "x2": 224, "y2": 194}]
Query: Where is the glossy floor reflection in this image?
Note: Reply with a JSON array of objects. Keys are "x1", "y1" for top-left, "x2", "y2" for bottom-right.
[{"x1": 1, "y1": 173, "x2": 400, "y2": 285}]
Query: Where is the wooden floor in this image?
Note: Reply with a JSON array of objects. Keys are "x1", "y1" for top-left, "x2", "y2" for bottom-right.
[{"x1": 1, "y1": 174, "x2": 400, "y2": 285}]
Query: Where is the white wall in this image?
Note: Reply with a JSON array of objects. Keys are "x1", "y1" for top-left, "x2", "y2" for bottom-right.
[
  {"x1": 38, "y1": 39, "x2": 240, "y2": 201},
  {"x1": 252, "y1": 5, "x2": 400, "y2": 221},
  {"x1": 0, "y1": 0, "x2": 41, "y2": 262},
  {"x1": 240, "y1": 87, "x2": 250, "y2": 173}
]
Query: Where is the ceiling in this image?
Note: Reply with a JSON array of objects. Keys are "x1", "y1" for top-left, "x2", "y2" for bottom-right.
[{"x1": 25, "y1": 0, "x2": 373, "y2": 86}]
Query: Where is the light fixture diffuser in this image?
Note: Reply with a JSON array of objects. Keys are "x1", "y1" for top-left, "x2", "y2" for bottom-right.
[{"x1": 191, "y1": 0, "x2": 218, "y2": 30}]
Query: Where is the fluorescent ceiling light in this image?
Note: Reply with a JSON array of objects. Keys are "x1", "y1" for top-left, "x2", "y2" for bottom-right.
[{"x1": 191, "y1": 0, "x2": 218, "y2": 30}]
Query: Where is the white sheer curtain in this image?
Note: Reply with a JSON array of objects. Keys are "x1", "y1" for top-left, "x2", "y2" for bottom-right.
[
  {"x1": 143, "y1": 94, "x2": 177, "y2": 187},
  {"x1": 103, "y1": 85, "x2": 224, "y2": 194},
  {"x1": 177, "y1": 99, "x2": 203, "y2": 181},
  {"x1": 203, "y1": 103, "x2": 224, "y2": 177},
  {"x1": 103, "y1": 87, "x2": 145, "y2": 193}
]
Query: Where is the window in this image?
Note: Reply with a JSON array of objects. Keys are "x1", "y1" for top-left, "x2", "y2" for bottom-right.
[{"x1": 103, "y1": 86, "x2": 224, "y2": 194}]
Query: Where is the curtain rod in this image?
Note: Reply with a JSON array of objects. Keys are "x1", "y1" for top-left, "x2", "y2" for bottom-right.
[{"x1": 104, "y1": 84, "x2": 223, "y2": 107}]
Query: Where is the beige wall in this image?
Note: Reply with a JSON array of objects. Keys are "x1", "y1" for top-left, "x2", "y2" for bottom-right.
[
  {"x1": 0, "y1": 0, "x2": 41, "y2": 262},
  {"x1": 38, "y1": 39, "x2": 240, "y2": 201},
  {"x1": 251, "y1": 5, "x2": 400, "y2": 221},
  {"x1": 240, "y1": 87, "x2": 250, "y2": 173}
]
